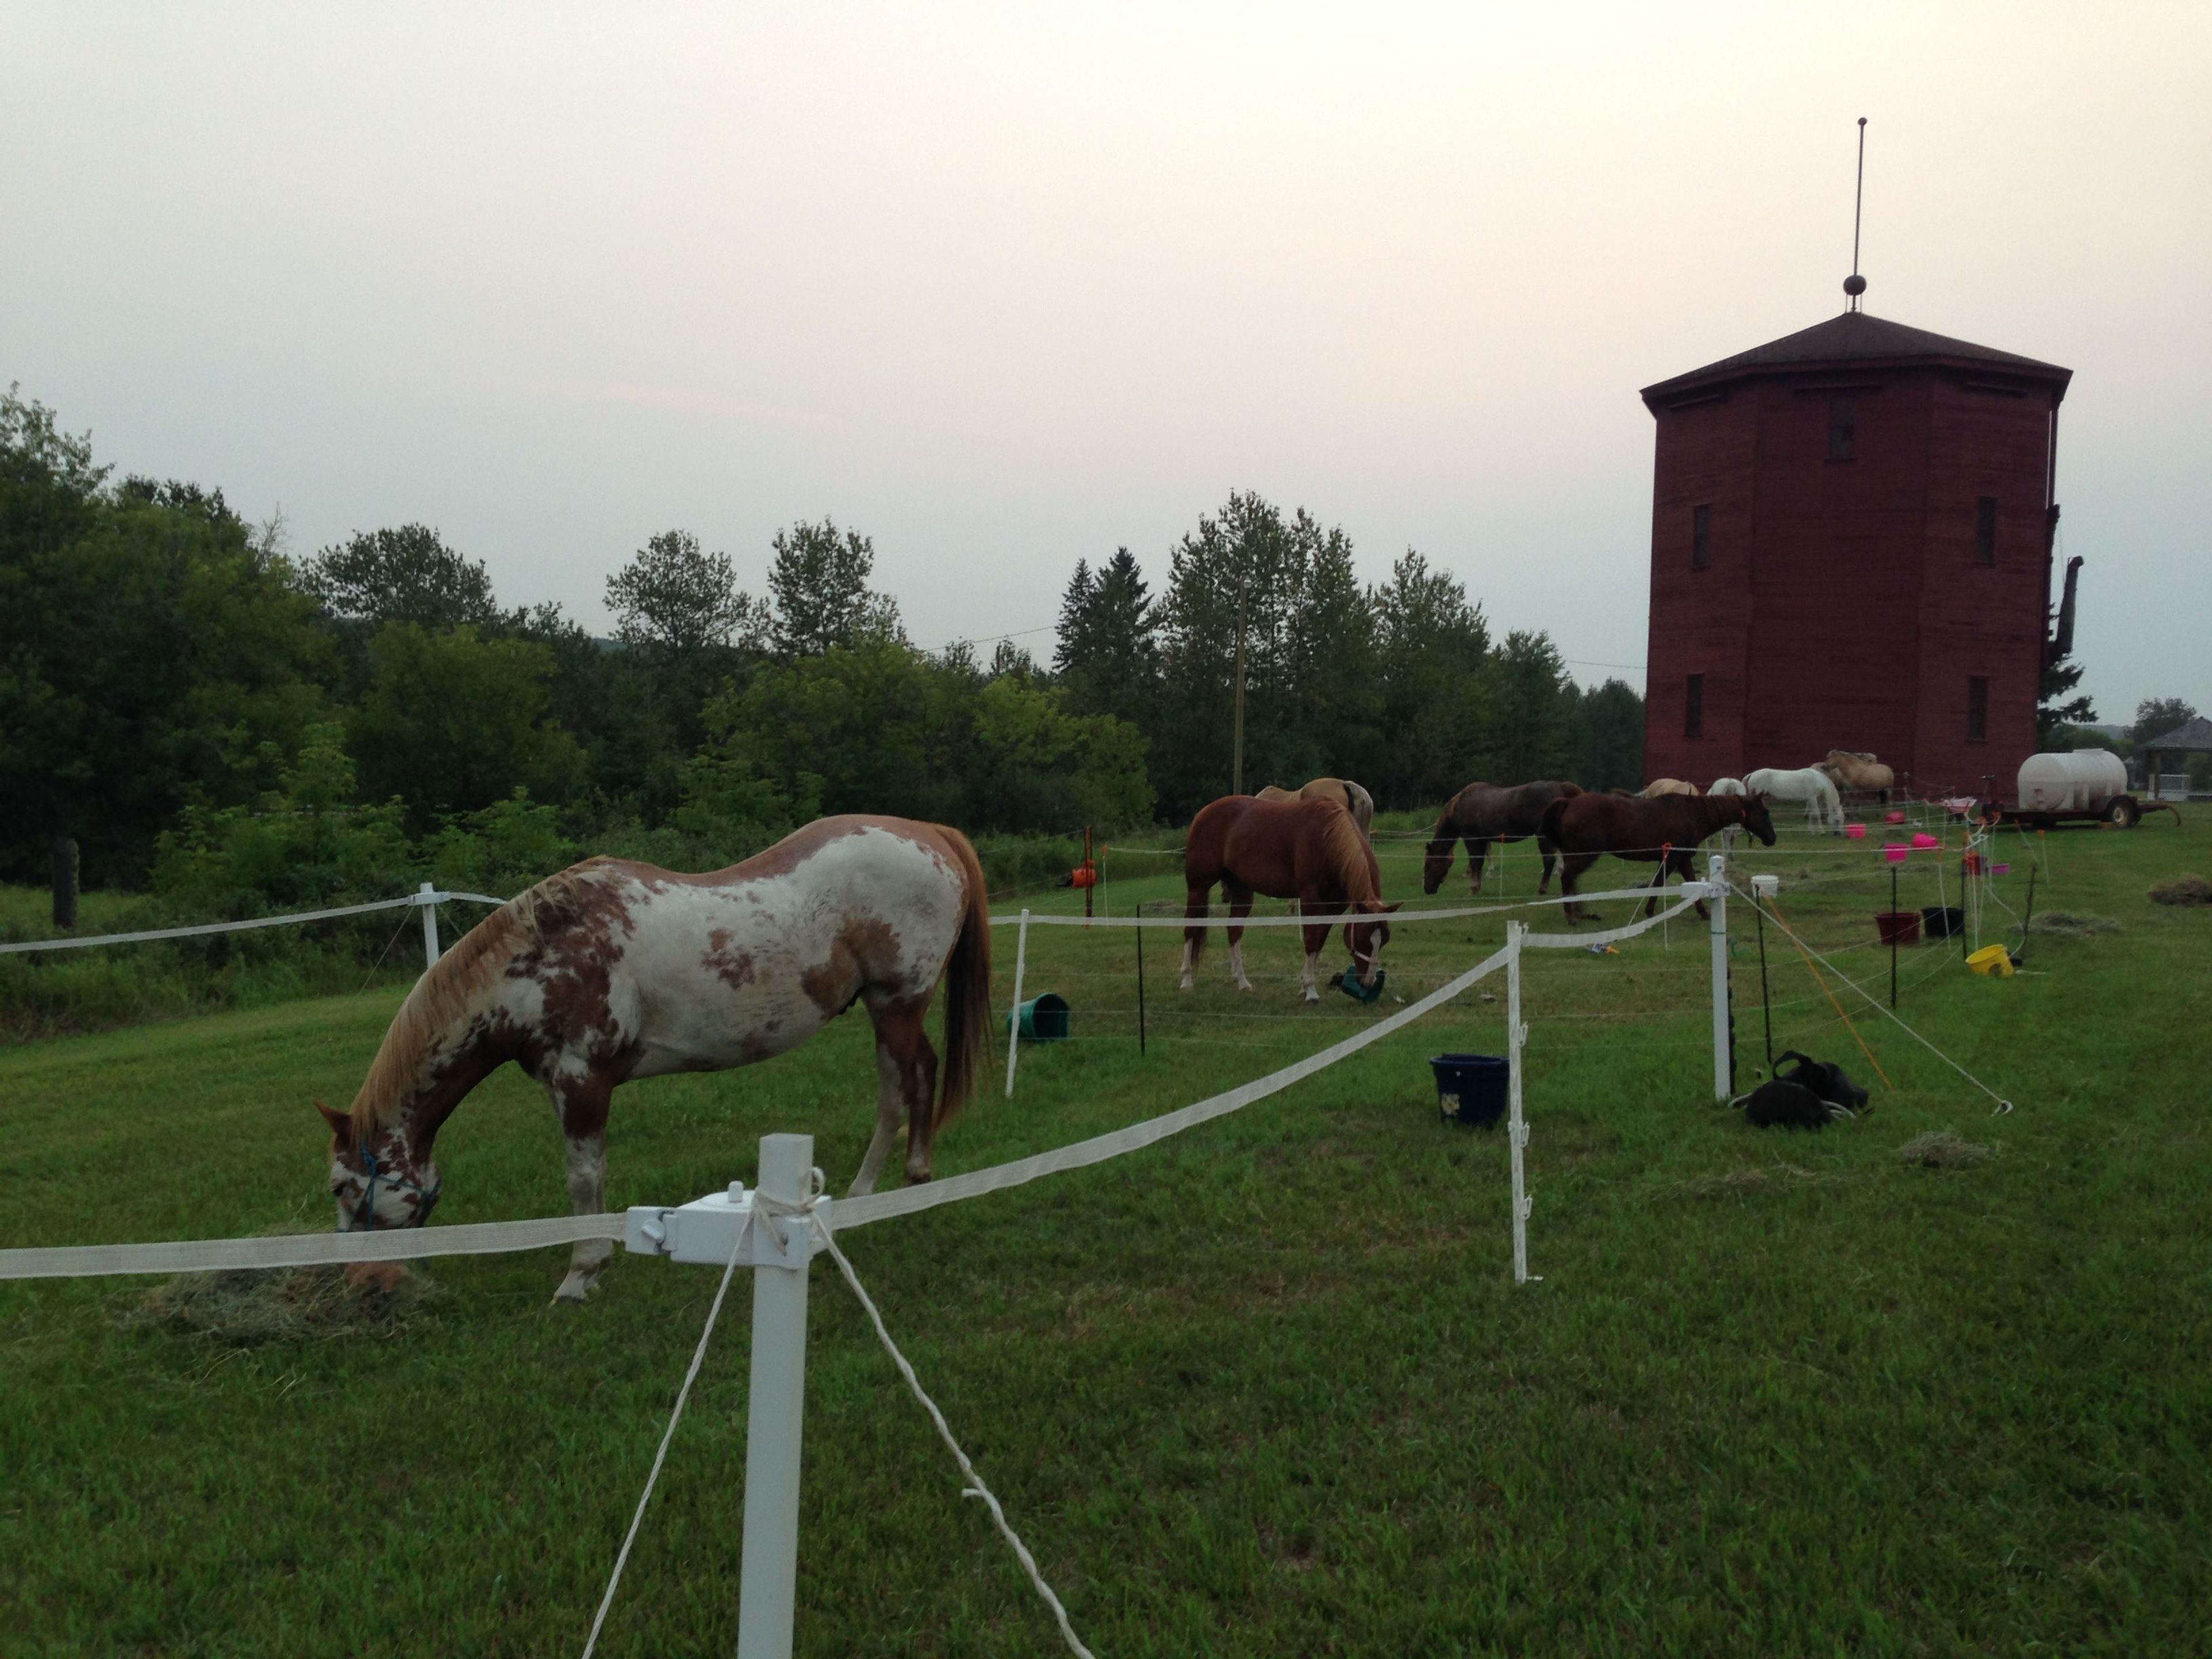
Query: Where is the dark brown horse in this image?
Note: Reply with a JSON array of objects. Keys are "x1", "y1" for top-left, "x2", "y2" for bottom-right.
[
  {"x1": 1181, "y1": 796, "x2": 1400, "y2": 1002},
  {"x1": 1422, "y1": 780, "x2": 1582, "y2": 896},
  {"x1": 1538, "y1": 792, "x2": 1776, "y2": 922}
]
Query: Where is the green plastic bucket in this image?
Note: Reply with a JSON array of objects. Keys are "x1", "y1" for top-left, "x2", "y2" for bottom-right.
[{"x1": 1017, "y1": 993, "x2": 1071, "y2": 1043}]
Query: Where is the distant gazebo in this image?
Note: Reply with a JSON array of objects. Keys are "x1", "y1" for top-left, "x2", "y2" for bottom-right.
[{"x1": 2139, "y1": 716, "x2": 2212, "y2": 799}]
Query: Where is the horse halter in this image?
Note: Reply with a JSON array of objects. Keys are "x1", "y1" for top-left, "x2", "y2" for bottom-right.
[{"x1": 349, "y1": 1145, "x2": 441, "y2": 1232}]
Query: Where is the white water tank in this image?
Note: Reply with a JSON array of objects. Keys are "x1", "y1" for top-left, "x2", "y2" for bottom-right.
[{"x1": 2017, "y1": 749, "x2": 2127, "y2": 813}]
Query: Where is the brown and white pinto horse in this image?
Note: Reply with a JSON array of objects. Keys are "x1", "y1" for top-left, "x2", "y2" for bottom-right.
[
  {"x1": 1539, "y1": 792, "x2": 1776, "y2": 922},
  {"x1": 1180, "y1": 796, "x2": 1399, "y2": 1002},
  {"x1": 316, "y1": 816, "x2": 991, "y2": 1301},
  {"x1": 1256, "y1": 777, "x2": 1376, "y2": 836},
  {"x1": 1422, "y1": 779, "x2": 1582, "y2": 896}
]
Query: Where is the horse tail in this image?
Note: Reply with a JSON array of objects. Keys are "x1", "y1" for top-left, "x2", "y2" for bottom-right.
[
  {"x1": 1538, "y1": 793, "x2": 1575, "y2": 849},
  {"x1": 933, "y1": 827, "x2": 993, "y2": 1131}
]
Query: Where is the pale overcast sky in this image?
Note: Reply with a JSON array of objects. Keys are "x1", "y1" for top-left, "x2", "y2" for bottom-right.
[{"x1": 5, "y1": 2, "x2": 2206, "y2": 719}]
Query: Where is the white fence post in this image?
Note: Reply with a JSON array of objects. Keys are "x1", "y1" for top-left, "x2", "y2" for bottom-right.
[
  {"x1": 737, "y1": 1133, "x2": 815, "y2": 1659},
  {"x1": 1003, "y1": 908, "x2": 1031, "y2": 1099},
  {"x1": 417, "y1": 882, "x2": 440, "y2": 971},
  {"x1": 1505, "y1": 922, "x2": 1532, "y2": 1285},
  {"x1": 1707, "y1": 855, "x2": 1731, "y2": 1102}
]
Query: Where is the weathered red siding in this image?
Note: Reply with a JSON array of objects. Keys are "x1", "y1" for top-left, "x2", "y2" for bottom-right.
[{"x1": 1641, "y1": 321, "x2": 2067, "y2": 797}]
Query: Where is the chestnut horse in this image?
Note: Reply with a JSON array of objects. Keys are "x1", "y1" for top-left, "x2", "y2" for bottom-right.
[
  {"x1": 1181, "y1": 796, "x2": 1399, "y2": 1002},
  {"x1": 1422, "y1": 779, "x2": 1582, "y2": 896},
  {"x1": 1257, "y1": 777, "x2": 1376, "y2": 836},
  {"x1": 1539, "y1": 792, "x2": 1777, "y2": 922},
  {"x1": 316, "y1": 816, "x2": 991, "y2": 1301}
]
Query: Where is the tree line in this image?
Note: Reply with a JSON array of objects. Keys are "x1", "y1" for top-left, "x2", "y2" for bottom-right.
[{"x1": 2, "y1": 387, "x2": 1643, "y2": 911}]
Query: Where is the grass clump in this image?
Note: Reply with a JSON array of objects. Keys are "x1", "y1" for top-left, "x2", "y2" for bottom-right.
[
  {"x1": 128, "y1": 1264, "x2": 437, "y2": 1346},
  {"x1": 1897, "y1": 1130, "x2": 1995, "y2": 1169},
  {"x1": 2149, "y1": 872, "x2": 2212, "y2": 906}
]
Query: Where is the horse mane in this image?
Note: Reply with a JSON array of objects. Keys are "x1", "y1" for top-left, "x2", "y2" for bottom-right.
[
  {"x1": 345, "y1": 870, "x2": 578, "y2": 1137},
  {"x1": 1319, "y1": 802, "x2": 1380, "y2": 902}
]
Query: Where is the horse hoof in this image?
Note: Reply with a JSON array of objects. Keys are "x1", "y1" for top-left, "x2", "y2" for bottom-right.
[
  {"x1": 552, "y1": 1277, "x2": 595, "y2": 1305},
  {"x1": 1177, "y1": 976, "x2": 1194, "y2": 991}
]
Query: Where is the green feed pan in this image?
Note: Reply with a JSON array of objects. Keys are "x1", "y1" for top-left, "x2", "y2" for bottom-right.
[{"x1": 1335, "y1": 965, "x2": 1385, "y2": 1003}]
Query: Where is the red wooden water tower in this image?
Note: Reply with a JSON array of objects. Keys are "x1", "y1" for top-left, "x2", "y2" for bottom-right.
[{"x1": 1637, "y1": 287, "x2": 2073, "y2": 797}]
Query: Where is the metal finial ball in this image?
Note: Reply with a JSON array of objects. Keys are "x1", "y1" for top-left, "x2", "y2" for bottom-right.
[{"x1": 1843, "y1": 274, "x2": 1868, "y2": 297}]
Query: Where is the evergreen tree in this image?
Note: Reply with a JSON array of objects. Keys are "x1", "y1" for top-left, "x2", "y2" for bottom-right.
[
  {"x1": 1054, "y1": 547, "x2": 1160, "y2": 731},
  {"x1": 1480, "y1": 630, "x2": 1581, "y2": 783},
  {"x1": 2037, "y1": 649, "x2": 2096, "y2": 748}
]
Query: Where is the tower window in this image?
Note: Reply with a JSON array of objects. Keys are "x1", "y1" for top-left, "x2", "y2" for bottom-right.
[
  {"x1": 1827, "y1": 394, "x2": 1857, "y2": 461},
  {"x1": 1691, "y1": 504, "x2": 1712, "y2": 569},
  {"x1": 1685, "y1": 674, "x2": 1705, "y2": 740},
  {"x1": 1967, "y1": 676, "x2": 1990, "y2": 743},
  {"x1": 1975, "y1": 497, "x2": 1998, "y2": 565}
]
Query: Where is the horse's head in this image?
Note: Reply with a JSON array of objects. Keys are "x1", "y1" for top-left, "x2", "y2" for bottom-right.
[
  {"x1": 1741, "y1": 794, "x2": 1778, "y2": 847},
  {"x1": 1344, "y1": 900, "x2": 1402, "y2": 986},
  {"x1": 316, "y1": 1101, "x2": 441, "y2": 1232},
  {"x1": 1421, "y1": 829, "x2": 1455, "y2": 895}
]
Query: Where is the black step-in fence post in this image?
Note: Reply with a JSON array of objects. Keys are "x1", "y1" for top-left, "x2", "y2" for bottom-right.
[
  {"x1": 1890, "y1": 863, "x2": 1899, "y2": 1008},
  {"x1": 1135, "y1": 904, "x2": 1147, "y2": 1056}
]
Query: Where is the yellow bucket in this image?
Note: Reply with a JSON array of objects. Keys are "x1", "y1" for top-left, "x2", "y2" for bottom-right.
[{"x1": 1967, "y1": 944, "x2": 2016, "y2": 978}]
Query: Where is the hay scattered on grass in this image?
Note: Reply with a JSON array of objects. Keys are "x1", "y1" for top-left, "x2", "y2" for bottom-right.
[
  {"x1": 2031, "y1": 911, "x2": 2120, "y2": 937},
  {"x1": 1672, "y1": 1164, "x2": 1828, "y2": 1199},
  {"x1": 2149, "y1": 873, "x2": 2212, "y2": 907},
  {"x1": 1897, "y1": 1131, "x2": 1994, "y2": 1169},
  {"x1": 128, "y1": 1263, "x2": 437, "y2": 1346}
]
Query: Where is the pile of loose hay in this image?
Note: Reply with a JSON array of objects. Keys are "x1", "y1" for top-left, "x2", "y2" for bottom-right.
[
  {"x1": 1672, "y1": 1164, "x2": 1828, "y2": 1199},
  {"x1": 2030, "y1": 911, "x2": 2120, "y2": 937},
  {"x1": 2149, "y1": 873, "x2": 2212, "y2": 907},
  {"x1": 129, "y1": 1263, "x2": 436, "y2": 1345},
  {"x1": 1897, "y1": 1131, "x2": 1995, "y2": 1169}
]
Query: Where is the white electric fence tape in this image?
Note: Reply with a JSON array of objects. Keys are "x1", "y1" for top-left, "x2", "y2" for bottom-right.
[
  {"x1": 992, "y1": 882, "x2": 1709, "y2": 929},
  {"x1": 835, "y1": 934, "x2": 1518, "y2": 1230},
  {"x1": 0, "y1": 888, "x2": 1707, "y2": 1282},
  {"x1": 1, "y1": 889, "x2": 510, "y2": 955},
  {"x1": 0, "y1": 1214, "x2": 625, "y2": 1281}
]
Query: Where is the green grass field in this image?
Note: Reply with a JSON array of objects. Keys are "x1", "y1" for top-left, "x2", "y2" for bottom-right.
[{"x1": 3, "y1": 811, "x2": 2209, "y2": 1655}]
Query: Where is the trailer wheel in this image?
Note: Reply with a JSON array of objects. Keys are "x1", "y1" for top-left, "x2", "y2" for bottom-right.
[{"x1": 2108, "y1": 795, "x2": 2140, "y2": 829}]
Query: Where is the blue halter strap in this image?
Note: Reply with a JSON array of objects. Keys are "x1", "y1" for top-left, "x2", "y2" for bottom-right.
[{"x1": 352, "y1": 1146, "x2": 441, "y2": 1231}]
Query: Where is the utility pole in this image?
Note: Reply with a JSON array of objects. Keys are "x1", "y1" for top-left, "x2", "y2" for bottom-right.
[{"x1": 1230, "y1": 570, "x2": 1248, "y2": 794}]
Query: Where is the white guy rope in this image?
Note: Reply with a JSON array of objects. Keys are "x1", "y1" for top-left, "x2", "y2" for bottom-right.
[
  {"x1": 0, "y1": 1213, "x2": 624, "y2": 1281},
  {"x1": 580, "y1": 1218, "x2": 750, "y2": 1659},
  {"x1": 0, "y1": 889, "x2": 510, "y2": 955},
  {"x1": 1730, "y1": 880, "x2": 2016, "y2": 1114},
  {"x1": 814, "y1": 1219, "x2": 1096, "y2": 1659}
]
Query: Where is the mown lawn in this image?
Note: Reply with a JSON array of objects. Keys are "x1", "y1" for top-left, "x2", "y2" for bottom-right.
[{"x1": 2, "y1": 810, "x2": 2208, "y2": 1655}]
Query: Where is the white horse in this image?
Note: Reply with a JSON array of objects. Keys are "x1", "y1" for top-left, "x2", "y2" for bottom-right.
[
  {"x1": 1744, "y1": 767, "x2": 1843, "y2": 833},
  {"x1": 1707, "y1": 777, "x2": 1747, "y2": 796}
]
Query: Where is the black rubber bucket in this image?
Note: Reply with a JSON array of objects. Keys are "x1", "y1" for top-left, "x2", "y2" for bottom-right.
[
  {"x1": 1430, "y1": 1054, "x2": 1509, "y2": 1129},
  {"x1": 1921, "y1": 906, "x2": 1964, "y2": 941}
]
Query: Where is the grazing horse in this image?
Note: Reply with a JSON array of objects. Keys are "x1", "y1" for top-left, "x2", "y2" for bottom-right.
[
  {"x1": 1707, "y1": 777, "x2": 1747, "y2": 796},
  {"x1": 316, "y1": 816, "x2": 991, "y2": 1301},
  {"x1": 1745, "y1": 766, "x2": 1843, "y2": 833},
  {"x1": 1421, "y1": 779, "x2": 1582, "y2": 895},
  {"x1": 1181, "y1": 796, "x2": 1400, "y2": 1002},
  {"x1": 1256, "y1": 777, "x2": 1376, "y2": 836},
  {"x1": 1539, "y1": 792, "x2": 1777, "y2": 922},
  {"x1": 1641, "y1": 778, "x2": 1702, "y2": 798},
  {"x1": 1819, "y1": 749, "x2": 1896, "y2": 804}
]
